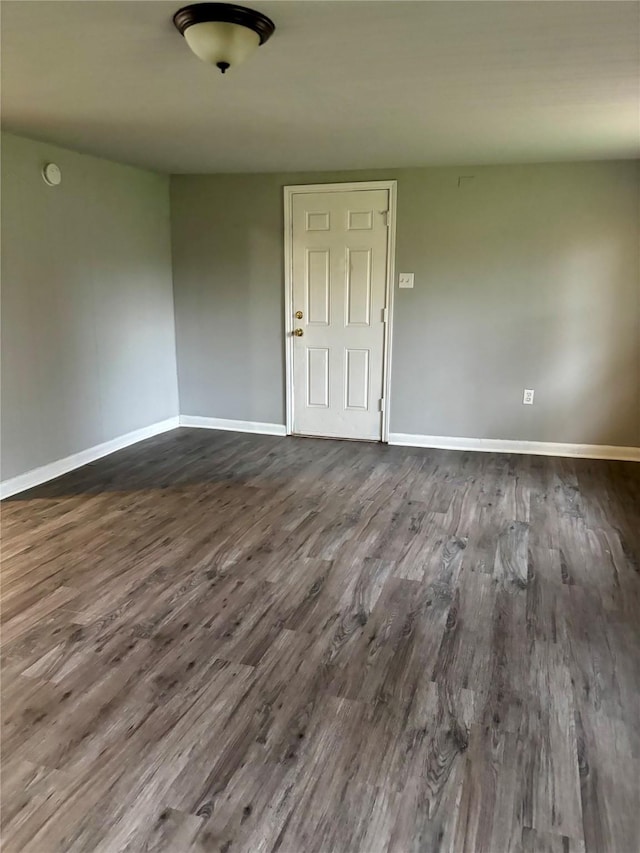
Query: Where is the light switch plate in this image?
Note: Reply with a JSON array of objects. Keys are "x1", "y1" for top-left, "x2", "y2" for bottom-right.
[{"x1": 399, "y1": 273, "x2": 414, "y2": 289}]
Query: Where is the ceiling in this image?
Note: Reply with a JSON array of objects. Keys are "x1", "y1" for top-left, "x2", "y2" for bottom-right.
[{"x1": 2, "y1": 1, "x2": 638, "y2": 174}]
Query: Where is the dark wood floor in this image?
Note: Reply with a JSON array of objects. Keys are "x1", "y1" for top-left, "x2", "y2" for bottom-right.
[{"x1": 1, "y1": 429, "x2": 639, "y2": 852}]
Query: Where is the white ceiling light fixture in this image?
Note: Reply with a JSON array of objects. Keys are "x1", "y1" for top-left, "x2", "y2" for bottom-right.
[{"x1": 173, "y1": 2, "x2": 275, "y2": 74}]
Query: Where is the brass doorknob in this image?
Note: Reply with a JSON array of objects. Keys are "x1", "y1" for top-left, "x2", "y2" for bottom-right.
[
  {"x1": 293, "y1": 328, "x2": 304, "y2": 337},
  {"x1": 295, "y1": 311, "x2": 303, "y2": 319}
]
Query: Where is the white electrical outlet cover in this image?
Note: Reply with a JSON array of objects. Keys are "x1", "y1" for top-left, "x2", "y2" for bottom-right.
[
  {"x1": 523, "y1": 389, "x2": 535, "y2": 405},
  {"x1": 399, "y1": 273, "x2": 414, "y2": 288}
]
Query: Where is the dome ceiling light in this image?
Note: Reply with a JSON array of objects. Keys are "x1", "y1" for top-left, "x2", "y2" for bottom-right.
[{"x1": 173, "y1": 3, "x2": 275, "y2": 74}]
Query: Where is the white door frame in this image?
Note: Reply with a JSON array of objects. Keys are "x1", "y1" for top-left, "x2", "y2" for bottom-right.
[{"x1": 284, "y1": 180, "x2": 397, "y2": 442}]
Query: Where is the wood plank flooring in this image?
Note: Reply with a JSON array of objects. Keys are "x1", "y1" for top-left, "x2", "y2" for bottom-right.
[{"x1": 1, "y1": 429, "x2": 639, "y2": 852}]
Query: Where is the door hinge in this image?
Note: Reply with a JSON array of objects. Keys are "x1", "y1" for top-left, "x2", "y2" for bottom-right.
[
  {"x1": 381, "y1": 307, "x2": 388, "y2": 323},
  {"x1": 381, "y1": 210, "x2": 389, "y2": 227},
  {"x1": 378, "y1": 398, "x2": 385, "y2": 412}
]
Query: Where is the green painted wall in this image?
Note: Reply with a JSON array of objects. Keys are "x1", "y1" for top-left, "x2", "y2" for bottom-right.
[
  {"x1": 171, "y1": 161, "x2": 640, "y2": 447},
  {"x1": 1, "y1": 133, "x2": 179, "y2": 481}
]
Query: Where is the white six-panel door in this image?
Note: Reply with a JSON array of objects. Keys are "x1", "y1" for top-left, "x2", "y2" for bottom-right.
[{"x1": 289, "y1": 188, "x2": 390, "y2": 440}]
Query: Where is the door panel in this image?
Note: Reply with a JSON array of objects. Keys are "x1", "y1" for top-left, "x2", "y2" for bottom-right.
[
  {"x1": 345, "y1": 349, "x2": 370, "y2": 411},
  {"x1": 307, "y1": 348, "x2": 329, "y2": 408},
  {"x1": 346, "y1": 248, "x2": 372, "y2": 326},
  {"x1": 291, "y1": 188, "x2": 389, "y2": 440},
  {"x1": 307, "y1": 250, "x2": 330, "y2": 325}
]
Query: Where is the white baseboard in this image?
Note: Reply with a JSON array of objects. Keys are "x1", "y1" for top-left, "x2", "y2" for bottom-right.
[
  {"x1": 179, "y1": 415, "x2": 287, "y2": 437},
  {"x1": 388, "y1": 432, "x2": 640, "y2": 462},
  {"x1": 4, "y1": 419, "x2": 634, "y2": 499},
  {"x1": 0, "y1": 416, "x2": 179, "y2": 499}
]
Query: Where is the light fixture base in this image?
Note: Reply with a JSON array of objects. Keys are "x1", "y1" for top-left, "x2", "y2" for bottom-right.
[{"x1": 173, "y1": 3, "x2": 275, "y2": 45}]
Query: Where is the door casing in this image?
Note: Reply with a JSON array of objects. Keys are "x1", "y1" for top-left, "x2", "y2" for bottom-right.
[{"x1": 284, "y1": 180, "x2": 397, "y2": 442}]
